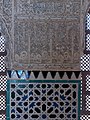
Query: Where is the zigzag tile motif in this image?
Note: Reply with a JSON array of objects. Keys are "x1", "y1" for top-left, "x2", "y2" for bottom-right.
[
  {"x1": 7, "y1": 80, "x2": 81, "y2": 120},
  {"x1": 7, "y1": 70, "x2": 81, "y2": 80}
]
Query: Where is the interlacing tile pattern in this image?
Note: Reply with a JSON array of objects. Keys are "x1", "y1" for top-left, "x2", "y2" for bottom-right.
[{"x1": 7, "y1": 80, "x2": 81, "y2": 120}]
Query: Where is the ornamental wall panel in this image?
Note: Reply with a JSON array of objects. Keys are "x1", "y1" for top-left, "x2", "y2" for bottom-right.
[{"x1": 1, "y1": 0, "x2": 83, "y2": 71}]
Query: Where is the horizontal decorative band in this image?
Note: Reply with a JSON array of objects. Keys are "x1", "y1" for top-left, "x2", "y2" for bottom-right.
[{"x1": 7, "y1": 70, "x2": 81, "y2": 80}]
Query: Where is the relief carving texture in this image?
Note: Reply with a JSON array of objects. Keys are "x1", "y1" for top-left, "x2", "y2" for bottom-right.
[
  {"x1": 3, "y1": 0, "x2": 12, "y2": 68},
  {"x1": 2, "y1": 0, "x2": 82, "y2": 70}
]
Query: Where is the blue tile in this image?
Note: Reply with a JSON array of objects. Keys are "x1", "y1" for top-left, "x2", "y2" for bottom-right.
[{"x1": 6, "y1": 80, "x2": 81, "y2": 120}]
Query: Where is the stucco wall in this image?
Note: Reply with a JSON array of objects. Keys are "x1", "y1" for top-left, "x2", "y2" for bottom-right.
[{"x1": 0, "y1": 0, "x2": 86, "y2": 71}]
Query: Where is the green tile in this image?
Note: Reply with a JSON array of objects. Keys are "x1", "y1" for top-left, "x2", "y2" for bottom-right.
[{"x1": 6, "y1": 79, "x2": 81, "y2": 120}]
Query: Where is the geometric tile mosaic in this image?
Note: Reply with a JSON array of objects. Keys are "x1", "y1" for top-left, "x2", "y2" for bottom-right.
[
  {"x1": 0, "y1": 95, "x2": 6, "y2": 110},
  {"x1": 7, "y1": 80, "x2": 81, "y2": 120}
]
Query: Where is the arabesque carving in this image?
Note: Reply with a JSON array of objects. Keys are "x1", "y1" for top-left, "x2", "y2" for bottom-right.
[{"x1": 2, "y1": 0, "x2": 83, "y2": 70}]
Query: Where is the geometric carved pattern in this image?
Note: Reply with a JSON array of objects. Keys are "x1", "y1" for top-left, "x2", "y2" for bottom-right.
[
  {"x1": 81, "y1": 54, "x2": 90, "y2": 71},
  {"x1": 6, "y1": 0, "x2": 81, "y2": 71},
  {"x1": 13, "y1": 19, "x2": 81, "y2": 71},
  {"x1": 0, "y1": 0, "x2": 81, "y2": 71},
  {"x1": 0, "y1": 95, "x2": 6, "y2": 111},
  {"x1": 7, "y1": 80, "x2": 81, "y2": 120},
  {"x1": 0, "y1": 114, "x2": 6, "y2": 120}
]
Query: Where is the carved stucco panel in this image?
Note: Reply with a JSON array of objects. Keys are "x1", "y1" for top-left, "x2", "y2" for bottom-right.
[
  {"x1": 2, "y1": 0, "x2": 12, "y2": 68},
  {"x1": 8, "y1": 0, "x2": 81, "y2": 70},
  {"x1": 1, "y1": 0, "x2": 84, "y2": 70}
]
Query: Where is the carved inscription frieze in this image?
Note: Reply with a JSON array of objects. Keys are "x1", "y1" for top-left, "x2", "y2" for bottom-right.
[{"x1": 15, "y1": 0, "x2": 80, "y2": 19}]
